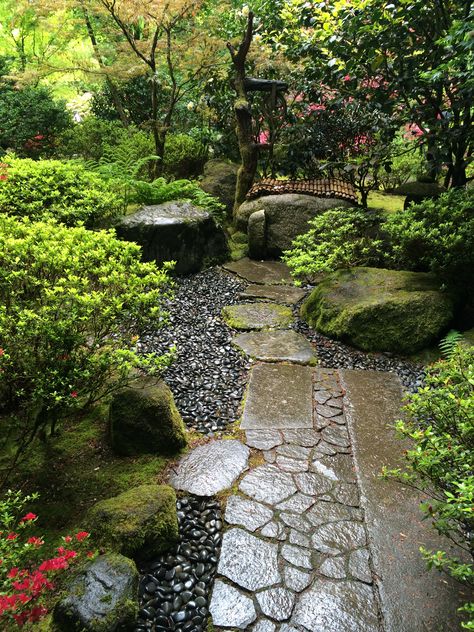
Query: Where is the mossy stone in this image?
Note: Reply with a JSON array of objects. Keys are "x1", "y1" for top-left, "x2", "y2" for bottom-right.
[
  {"x1": 200, "y1": 159, "x2": 238, "y2": 217},
  {"x1": 301, "y1": 267, "x2": 453, "y2": 354},
  {"x1": 109, "y1": 379, "x2": 187, "y2": 456},
  {"x1": 86, "y1": 484, "x2": 178, "y2": 560},
  {"x1": 53, "y1": 553, "x2": 138, "y2": 632},
  {"x1": 222, "y1": 303, "x2": 293, "y2": 330}
]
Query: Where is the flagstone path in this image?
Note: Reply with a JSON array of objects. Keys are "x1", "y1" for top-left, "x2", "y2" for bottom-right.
[{"x1": 169, "y1": 259, "x2": 470, "y2": 631}]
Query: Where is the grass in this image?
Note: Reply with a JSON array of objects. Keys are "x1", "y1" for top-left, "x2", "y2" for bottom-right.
[{"x1": 366, "y1": 190, "x2": 406, "y2": 214}]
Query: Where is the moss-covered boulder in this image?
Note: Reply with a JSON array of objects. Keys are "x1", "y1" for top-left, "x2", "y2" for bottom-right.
[
  {"x1": 301, "y1": 267, "x2": 453, "y2": 353},
  {"x1": 86, "y1": 485, "x2": 178, "y2": 560},
  {"x1": 53, "y1": 553, "x2": 138, "y2": 632},
  {"x1": 200, "y1": 159, "x2": 238, "y2": 217},
  {"x1": 109, "y1": 379, "x2": 187, "y2": 456}
]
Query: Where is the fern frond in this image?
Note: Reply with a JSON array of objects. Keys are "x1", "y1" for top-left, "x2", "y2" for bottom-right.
[{"x1": 439, "y1": 330, "x2": 464, "y2": 359}]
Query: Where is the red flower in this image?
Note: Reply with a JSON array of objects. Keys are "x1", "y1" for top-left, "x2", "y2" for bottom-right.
[
  {"x1": 0, "y1": 348, "x2": 4, "y2": 356},
  {"x1": 20, "y1": 512, "x2": 37, "y2": 523},
  {"x1": 70, "y1": 391, "x2": 78, "y2": 398},
  {"x1": 76, "y1": 531, "x2": 89, "y2": 542},
  {"x1": 8, "y1": 568, "x2": 19, "y2": 579},
  {"x1": 27, "y1": 536, "x2": 44, "y2": 547},
  {"x1": 6, "y1": 532, "x2": 18, "y2": 541},
  {"x1": 63, "y1": 535, "x2": 72, "y2": 543}
]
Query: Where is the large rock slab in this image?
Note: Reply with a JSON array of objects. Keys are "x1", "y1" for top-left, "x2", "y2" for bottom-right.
[
  {"x1": 301, "y1": 267, "x2": 453, "y2": 353},
  {"x1": 209, "y1": 579, "x2": 256, "y2": 628},
  {"x1": 200, "y1": 158, "x2": 238, "y2": 216},
  {"x1": 218, "y1": 528, "x2": 281, "y2": 590},
  {"x1": 236, "y1": 194, "x2": 354, "y2": 257},
  {"x1": 242, "y1": 363, "x2": 314, "y2": 429},
  {"x1": 53, "y1": 553, "x2": 138, "y2": 632},
  {"x1": 341, "y1": 369, "x2": 471, "y2": 632},
  {"x1": 170, "y1": 439, "x2": 249, "y2": 496},
  {"x1": 223, "y1": 258, "x2": 293, "y2": 285},
  {"x1": 292, "y1": 579, "x2": 380, "y2": 632},
  {"x1": 239, "y1": 284, "x2": 306, "y2": 305},
  {"x1": 115, "y1": 201, "x2": 228, "y2": 274},
  {"x1": 233, "y1": 330, "x2": 317, "y2": 365},
  {"x1": 222, "y1": 303, "x2": 293, "y2": 330}
]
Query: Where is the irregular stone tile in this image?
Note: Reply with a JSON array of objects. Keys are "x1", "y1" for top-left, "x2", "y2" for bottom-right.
[
  {"x1": 279, "y1": 512, "x2": 310, "y2": 532},
  {"x1": 242, "y1": 364, "x2": 314, "y2": 430},
  {"x1": 283, "y1": 566, "x2": 312, "y2": 592},
  {"x1": 317, "y1": 404, "x2": 344, "y2": 419},
  {"x1": 319, "y1": 556, "x2": 347, "y2": 579},
  {"x1": 280, "y1": 626, "x2": 300, "y2": 632},
  {"x1": 333, "y1": 482, "x2": 360, "y2": 507},
  {"x1": 232, "y1": 330, "x2": 317, "y2": 365},
  {"x1": 209, "y1": 579, "x2": 257, "y2": 629},
  {"x1": 275, "y1": 455, "x2": 309, "y2": 473},
  {"x1": 276, "y1": 444, "x2": 312, "y2": 460},
  {"x1": 281, "y1": 429, "x2": 320, "y2": 447},
  {"x1": 289, "y1": 529, "x2": 310, "y2": 548},
  {"x1": 326, "y1": 397, "x2": 343, "y2": 409},
  {"x1": 281, "y1": 544, "x2": 312, "y2": 569},
  {"x1": 218, "y1": 528, "x2": 281, "y2": 591},
  {"x1": 276, "y1": 493, "x2": 315, "y2": 513},
  {"x1": 261, "y1": 521, "x2": 286, "y2": 541},
  {"x1": 321, "y1": 424, "x2": 351, "y2": 448},
  {"x1": 314, "y1": 414, "x2": 331, "y2": 430},
  {"x1": 349, "y1": 548, "x2": 372, "y2": 584},
  {"x1": 292, "y1": 579, "x2": 379, "y2": 632},
  {"x1": 306, "y1": 502, "x2": 363, "y2": 527},
  {"x1": 294, "y1": 472, "x2": 334, "y2": 496},
  {"x1": 264, "y1": 450, "x2": 277, "y2": 463},
  {"x1": 252, "y1": 618, "x2": 276, "y2": 632},
  {"x1": 222, "y1": 303, "x2": 293, "y2": 331},
  {"x1": 240, "y1": 464, "x2": 297, "y2": 505},
  {"x1": 170, "y1": 439, "x2": 249, "y2": 496},
  {"x1": 257, "y1": 587, "x2": 296, "y2": 621},
  {"x1": 240, "y1": 283, "x2": 306, "y2": 305},
  {"x1": 245, "y1": 429, "x2": 282, "y2": 450},
  {"x1": 223, "y1": 258, "x2": 293, "y2": 285},
  {"x1": 312, "y1": 521, "x2": 367, "y2": 555},
  {"x1": 313, "y1": 441, "x2": 338, "y2": 456},
  {"x1": 332, "y1": 414, "x2": 348, "y2": 426},
  {"x1": 311, "y1": 454, "x2": 356, "y2": 483},
  {"x1": 225, "y1": 495, "x2": 273, "y2": 532},
  {"x1": 314, "y1": 390, "x2": 331, "y2": 405}
]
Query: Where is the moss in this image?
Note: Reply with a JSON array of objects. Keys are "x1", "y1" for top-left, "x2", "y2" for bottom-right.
[
  {"x1": 366, "y1": 191, "x2": 406, "y2": 214},
  {"x1": 301, "y1": 267, "x2": 453, "y2": 354},
  {"x1": 221, "y1": 303, "x2": 293, "y2": 330}
]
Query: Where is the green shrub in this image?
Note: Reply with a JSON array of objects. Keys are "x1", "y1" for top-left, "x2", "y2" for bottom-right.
[
  {"x1": 0, "y1": 157, "x2": 123, "y2": 227},
  {"x1": 379, "y1": 135, "x2": 425, "y2": 190},
  {"x1": 163, "y1": 134, "x2": 207, "y2": 178},
  {"x1": 384, "y1": 346, "x2": 474, "y2": 628},
  {"x1": 0, "y1": 216, "x2": 173, "y2": 471},
  {"x1": 385, "y1": 187, "x2": 474, "y2": 289},
  {"x1": 59, "y1": 118, "x2": 131, "y2": 162},
  {"x1": 282, "y1": 207, "x2": 386, "y2": 282}
]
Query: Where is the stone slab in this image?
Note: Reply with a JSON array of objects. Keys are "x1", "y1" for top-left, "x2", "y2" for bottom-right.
[
  {"x1": 222, "y1": 303, "x2": 293, "y2": 330},
  {"x1": 341, "y1": 369, "x2": 472, "y2": 632},
  {"x1": 242, "y1": 364, "x2": 314, "y2": 430},
  {"x1": 223, "y1": 258, "x2": 293, "y2": 285},
  {"x1": 209, "y1": 579, "x2": 256, "y2": 628},
  {"x1": 256, "y1": 587, "x2": 296, "y2": 621},
  {"x1": 239, "y1": 284, "x2": 306, "y2": 305},
  {"x1": 169, "y1": 439, "x2": 249, "y2": 496},
  {"x1": 239, "y1": 464, "x2": 297, "y2": 505},
  {"x1": 224, "y1": 495, "x2": 273, "y2": 532},
  {"x1": 245, "y1": 429, "x2": 282, "y2": 450},
  {"x1": 232, "y1": 330, "x2": 317, "y2": 365}
]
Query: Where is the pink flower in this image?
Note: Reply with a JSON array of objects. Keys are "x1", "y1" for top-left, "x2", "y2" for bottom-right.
[
  {"x1": 75, "y1": 531, "x2": 89, "y2": 542},
  {"x1": 70, "y1": 391, "x2": 78, "y2": 398},
  {"x1": 343, "y1": 74, "x2": 351, "y2": 82}
]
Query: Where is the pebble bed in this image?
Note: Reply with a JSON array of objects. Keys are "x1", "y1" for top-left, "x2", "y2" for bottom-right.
[{"x1": 136, "y1": 496, "x2": 222, "y2": 632}]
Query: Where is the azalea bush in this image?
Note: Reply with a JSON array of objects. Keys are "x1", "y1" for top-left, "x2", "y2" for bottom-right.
[
  {"x1": 0, "y1": 491, "x2": 92, "y2": 627},
  {"x1": 0, "y1": 216, "x2": 174, "y2": 474}
]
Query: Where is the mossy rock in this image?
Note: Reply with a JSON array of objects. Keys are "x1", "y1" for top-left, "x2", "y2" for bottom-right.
[
  {"x1": 109, "y1": 379, "x2": 187, "y2": 456},
  {"x1": 200, "y1": 159, "x2": 238, "y2": 217},
  {"x1": 53, "y1": 553, "x2": 138, "y2": 632},
  {"x1": 222, "y1": 303, "x2": 293, "y2": 331},
  {"x1": 301, "y1": 267, "x2": 453, "y2": 354},
  {"x1": 86, "y1": 484, "x2": 178, "y2": 560}
]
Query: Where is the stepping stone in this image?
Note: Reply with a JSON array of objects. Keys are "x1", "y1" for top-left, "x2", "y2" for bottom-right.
[
  {"x1": 257, "y1": 587, "x2": 296, "y2": 621},
  {"x1": 306, "y1": 502, "x2": 363, "y2": 528},
  {"x1": 294, "y1": 472, "x2": 334, "y2": 496},
  {"x1": 292, "y1": 579, "x2": 380, "y2": 632},
  {"x1": 169, "y1": 439, "x2": 249, "y2": 496},
  {"x1": 232, "y1": 330, "x2": 317, "y2": 365},
  {"x1": 261, "y1": 521, "x2": 286, "y2": 540},
  {"x1": 209, "y1": 579, "x2": 256, "y2": 629},
  {"x1": 311, "y1": 454, "x2": 357, "y2": 483},
  {"x1": 311, "y1": 521, "x2": 367, "y2": 555},
  {"x1": 239, "y1": 284, "x2": 306, "y2": 305},
  {"x1": 225, "y1": 495, "x2": 273, "y2": 532},
  {"x1": 282, "y1": 429, "x2": 320, "y2": 447},
  {"x1": 341, "y1": 369, "x2": 469, "y2": 631},
  {"x1": 239, "y1": 464, "x2": 297, "y2": 505},
  {"x1": 218, "y1": 528, "x2": 281, "y2": 591},
  {"x1": 222, "y1": 303, "x2": 293, "y2": 330},
  {"x1": 242, "y1": 364, "x2": 314, "y2": 430},
  {"x1": 245, "y1": 429, "x2": 282, "y2": 450},
  {"x1": 319, "y1": 556, "x2": 347, "y2": 579},
  {"x1": 280, "y1": 544, "x2": 312, "y2": 569},
  {"x1": 276, "y1": 493, "x2": 315, "y2": 513},
  {"x1": 283, "y1": 566, "x2": 312, "y2": 592},
  {"x1": 223, "y1": 258, "x2": 293, "y2": 285}
]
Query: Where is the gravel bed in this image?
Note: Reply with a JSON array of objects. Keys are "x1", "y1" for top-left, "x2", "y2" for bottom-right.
[{"x1": 136, "y1": 496, "x2": 222, "y2": 632}]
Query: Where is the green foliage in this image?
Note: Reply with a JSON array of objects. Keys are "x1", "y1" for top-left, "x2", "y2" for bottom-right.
[
  {"x1": 91, "y1": 75, "x2": 154, "y2": 127},
  {"x1": 385, "y1": 187, "x2": 474, "y2": 289},
  {"x1": 439, "y1": 330, "x2": 464, "y2": 360},
  {"x1": 379, "y1": 135, "x2": 425, "y2": 190},
  {"x1": 283, "y1": 207, "x2": 385, "y2": 282},
  {"x1": 163, "y1": 133, "x2": 208, "y2": 178},
  {"x1": 0, "y1": 157, "x2": 123, "y2": 228},
  {"x1": 384, "y1": 346, "x2": 474, "y2": 627},
  {"x1": 0, "y1": 215, "x2": 174, "y2": 473},
  {"x1": 59, "y1": 118, "x2": 134, "y2": 162},
  {"x1": 0, "y1": 83, "x2": 71, "y2": 158}
]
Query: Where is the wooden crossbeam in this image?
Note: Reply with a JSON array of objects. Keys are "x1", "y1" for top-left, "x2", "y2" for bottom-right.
[{"x1": 246, "y1": 178, "x2": 358, "y2": 204}]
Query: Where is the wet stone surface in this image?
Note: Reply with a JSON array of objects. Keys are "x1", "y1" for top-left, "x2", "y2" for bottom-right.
[
  {"x1": 224, "y1": 495, "x2": 273, "y2": 532},
  {"x1": 239, "y1": 283, "x2": 307, "y2": 305},
  {"x1": 222, "y1": 258, "x2": 293, "y2": 285},
  {"x1": 222, "y1": 302, "x2": 293, "y2": 331},
  {"x1": 232, "y1": 330, "x2": 317, "y2": 365}
]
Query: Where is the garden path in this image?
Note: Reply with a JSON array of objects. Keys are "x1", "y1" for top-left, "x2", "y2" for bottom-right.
[{"x1": 171, "y1": 259, "x2": 469, "y2": 631}]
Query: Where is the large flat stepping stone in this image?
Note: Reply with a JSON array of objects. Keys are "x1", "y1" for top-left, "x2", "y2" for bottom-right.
[
  {"x1": 169, "y1": 439, "x2": 249, "y2": 496},
  {"x1": 341, "y1": 369, "x2": 470, "y2": 632},
  {"x1": 242, "y1": 364, "x2": 314, "y2": 429},
  {"x1": 232, "y1": 330, "x2": 317, "y2": 365},
  {"x1": 209, "y1": 579, "x2": 256, "y2": 628},
  {"x1": 239, "y1": 284, "x2": 306, "y2": 305},
  {"x1": 223, "y1": 258, "x2": 293, "y2": 285},
  {"x1": 222, "y1": 303, "x2": 292, "y2": 330}
]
